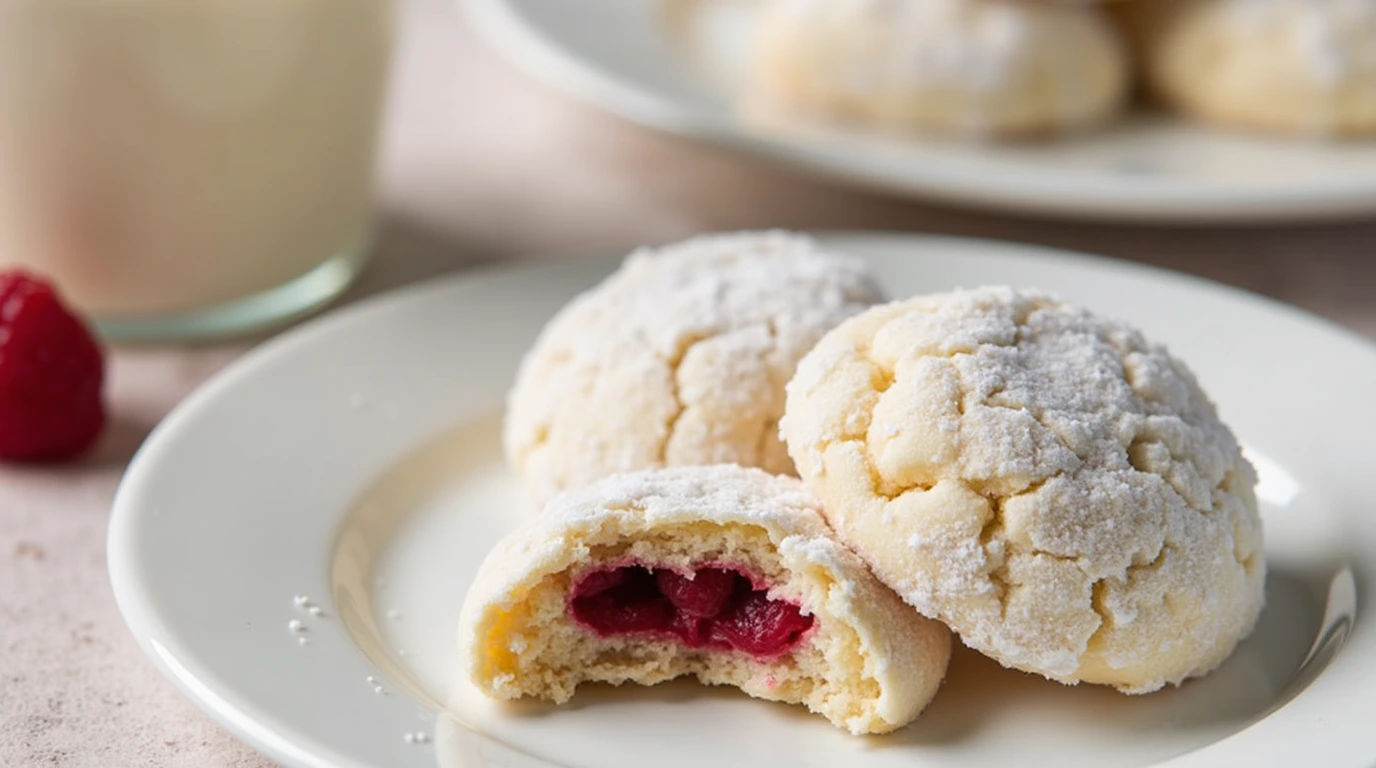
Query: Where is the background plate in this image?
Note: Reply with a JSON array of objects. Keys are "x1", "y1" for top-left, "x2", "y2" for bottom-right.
[{"x1": 465, "y1": 0, "x2": 1376, "y2": 222}]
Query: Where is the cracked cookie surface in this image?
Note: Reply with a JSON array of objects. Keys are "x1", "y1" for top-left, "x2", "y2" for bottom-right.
[
  {"x1": 781, "y1": 286, "x2": 1265, "y2": 693},
  {"x1": 505, "y1": 231, "x2": 882, "y2": 506}
]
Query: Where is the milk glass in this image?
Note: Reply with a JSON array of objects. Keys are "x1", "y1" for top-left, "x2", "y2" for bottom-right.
[{"x1": 0, "y1": 0, "x2": 394, "y2": 339}]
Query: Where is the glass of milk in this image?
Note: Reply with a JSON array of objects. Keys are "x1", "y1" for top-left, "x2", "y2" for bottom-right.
[{"x1": 0, "y1": 0, "x2": 394, "y2": 340}]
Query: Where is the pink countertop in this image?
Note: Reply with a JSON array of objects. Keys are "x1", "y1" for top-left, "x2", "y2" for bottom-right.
[{"x1": 3, "y1": 1, "x2": 1375, "y2": 766}]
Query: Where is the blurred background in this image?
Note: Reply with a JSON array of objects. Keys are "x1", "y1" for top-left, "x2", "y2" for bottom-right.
[{"x1": 374, "y1": 0, "x2": 1376, "y2": 336}]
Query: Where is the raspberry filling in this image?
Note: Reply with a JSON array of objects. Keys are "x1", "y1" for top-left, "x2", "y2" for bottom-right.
[{"x1": 569, "y1": 563, "x2": 815, "y2": 658}]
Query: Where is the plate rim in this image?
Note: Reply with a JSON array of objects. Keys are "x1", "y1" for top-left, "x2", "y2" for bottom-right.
[
  {"x1": 462, "y1": 0, "x2": 1376, "y2": 224},
  {"x1": 107, "y1": 232, "x2": 1376, "y2": 768}
]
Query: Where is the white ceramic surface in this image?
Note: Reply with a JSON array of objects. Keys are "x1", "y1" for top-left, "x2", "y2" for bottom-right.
[
  {"x1": 110, "y1": 234, "x2": 1375, "y2": 768},
  {"x1": 464, "y1": 0, "x2": 1376, "y2": 223}
]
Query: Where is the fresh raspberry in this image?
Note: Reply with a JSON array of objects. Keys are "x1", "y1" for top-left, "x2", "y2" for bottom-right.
[{"x1": 0, "y1": 272, "x2": 105, "y2": 461}]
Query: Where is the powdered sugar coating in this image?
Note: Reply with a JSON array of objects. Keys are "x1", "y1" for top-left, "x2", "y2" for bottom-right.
[
  {"x1": 782, "y1": 287, "x2": 1265, "y2": 693},
  {"x1": 504, "y1": 232, "x2": 882, "y2": 505},
  {"x1": 458, "y1": 465, "x2": 951, "y2": 734},
  {"x1": 746, "y1": 0, "x2": 1129, "y2": 136}
]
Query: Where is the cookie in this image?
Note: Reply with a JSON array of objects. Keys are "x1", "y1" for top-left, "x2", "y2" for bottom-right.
[
  {"x1": 781, "y1": 286, "x2": 1265, "y2": 693},
  {"x1": 504, "y1": 232, "x2": 882, "y2": 506},
  {"x1": 743, "y1": 0, "x2": 1131, "y2": 137},
  {"x1": 457, "y1": 465, "x2": 951, "y2": 735},
  {"x1": 1129, "y1": 0, "x2": 1376, "y2": 136}
]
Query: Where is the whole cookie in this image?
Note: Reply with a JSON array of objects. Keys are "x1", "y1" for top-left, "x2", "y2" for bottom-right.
[
  {"x1": 458, "y1": 465, "x2": 952, "y2": 735},
  {"x1": 505, "y1": 232, "x2": 882, "y2": 505},
  {"x1": 744, "y1": 0, "x2": 1131, "y2": 137},
  {"x1": 781, "y1": 287, "x2": 1265, "y2": 693},
  {"x1": 1130, "y1": 0, "x2": 1376, "y2": 136}
]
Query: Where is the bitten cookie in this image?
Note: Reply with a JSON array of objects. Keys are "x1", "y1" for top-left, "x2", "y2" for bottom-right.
[
  {"x1": 743, "y1": 0, "x2": 1131, "y2": 137},
  {"x1": 1129, "y1": 0, "x2": 1376, "y2": 136},
  {"x1": 504, "y1": 232, "x2": 882, "y2": 506},
  {"x1": 781, "y1": 287, "x2": 1265, "y2": 693},
  {"x1": 457, "y1": 465, "x2": 952, "y2": 735}
]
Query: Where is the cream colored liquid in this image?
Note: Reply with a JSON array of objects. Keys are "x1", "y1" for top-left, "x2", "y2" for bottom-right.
[{"x1": 0, "y1": 0, "x2": 392, "y2": 316}]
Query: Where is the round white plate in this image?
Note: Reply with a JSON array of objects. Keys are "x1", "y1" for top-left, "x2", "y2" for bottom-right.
[
  {"x1": 109, "y1": 233, "x2": 1375, "y2": 768},
  {"x1": 464, "y1": 0, "x2": 1376, "y2": 222}
]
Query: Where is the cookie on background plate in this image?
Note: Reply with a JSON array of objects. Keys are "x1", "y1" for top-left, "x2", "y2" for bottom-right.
[
  {"x1": 458, "y1": 464, "x2": 952, "y2": 735},
  {"x1": 782, "y1": 286, "x2": 1265, "y2": 693},
  {"x1": 504, "y1": 231, "x2": 882, "y2": 507},
  {"x1": 1123, "y1": 0, "x2": 1376, "y2": 136},
  {"x1": 743, "y1": 0, "x2": 1132, "y2": 138}
]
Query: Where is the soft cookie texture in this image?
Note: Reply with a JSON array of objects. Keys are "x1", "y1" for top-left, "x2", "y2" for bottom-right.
[
  {"x1": 458, "y1": 465, "x2": 952, "y2": 735},
  {"x1": 1128, "y1": 0, "x2": 1376, "y2": 136},
  {"x1": 781, "y1": 287, "x2": 1265, "y2": 693},
  {"x1": 744, "y1": 0, "x2": 1130, "y2": 137},
  {"x1": 504, "y1": 232, "x2": 882, "y2": 506}
]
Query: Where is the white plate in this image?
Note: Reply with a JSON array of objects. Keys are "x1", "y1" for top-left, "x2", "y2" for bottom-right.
[
  {"x1": 109, "y1": 233, "x2": 1376, "y2": 768},
  {"x1": 464, "y1": 0, "x2": 1376, "y2": 223}
]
